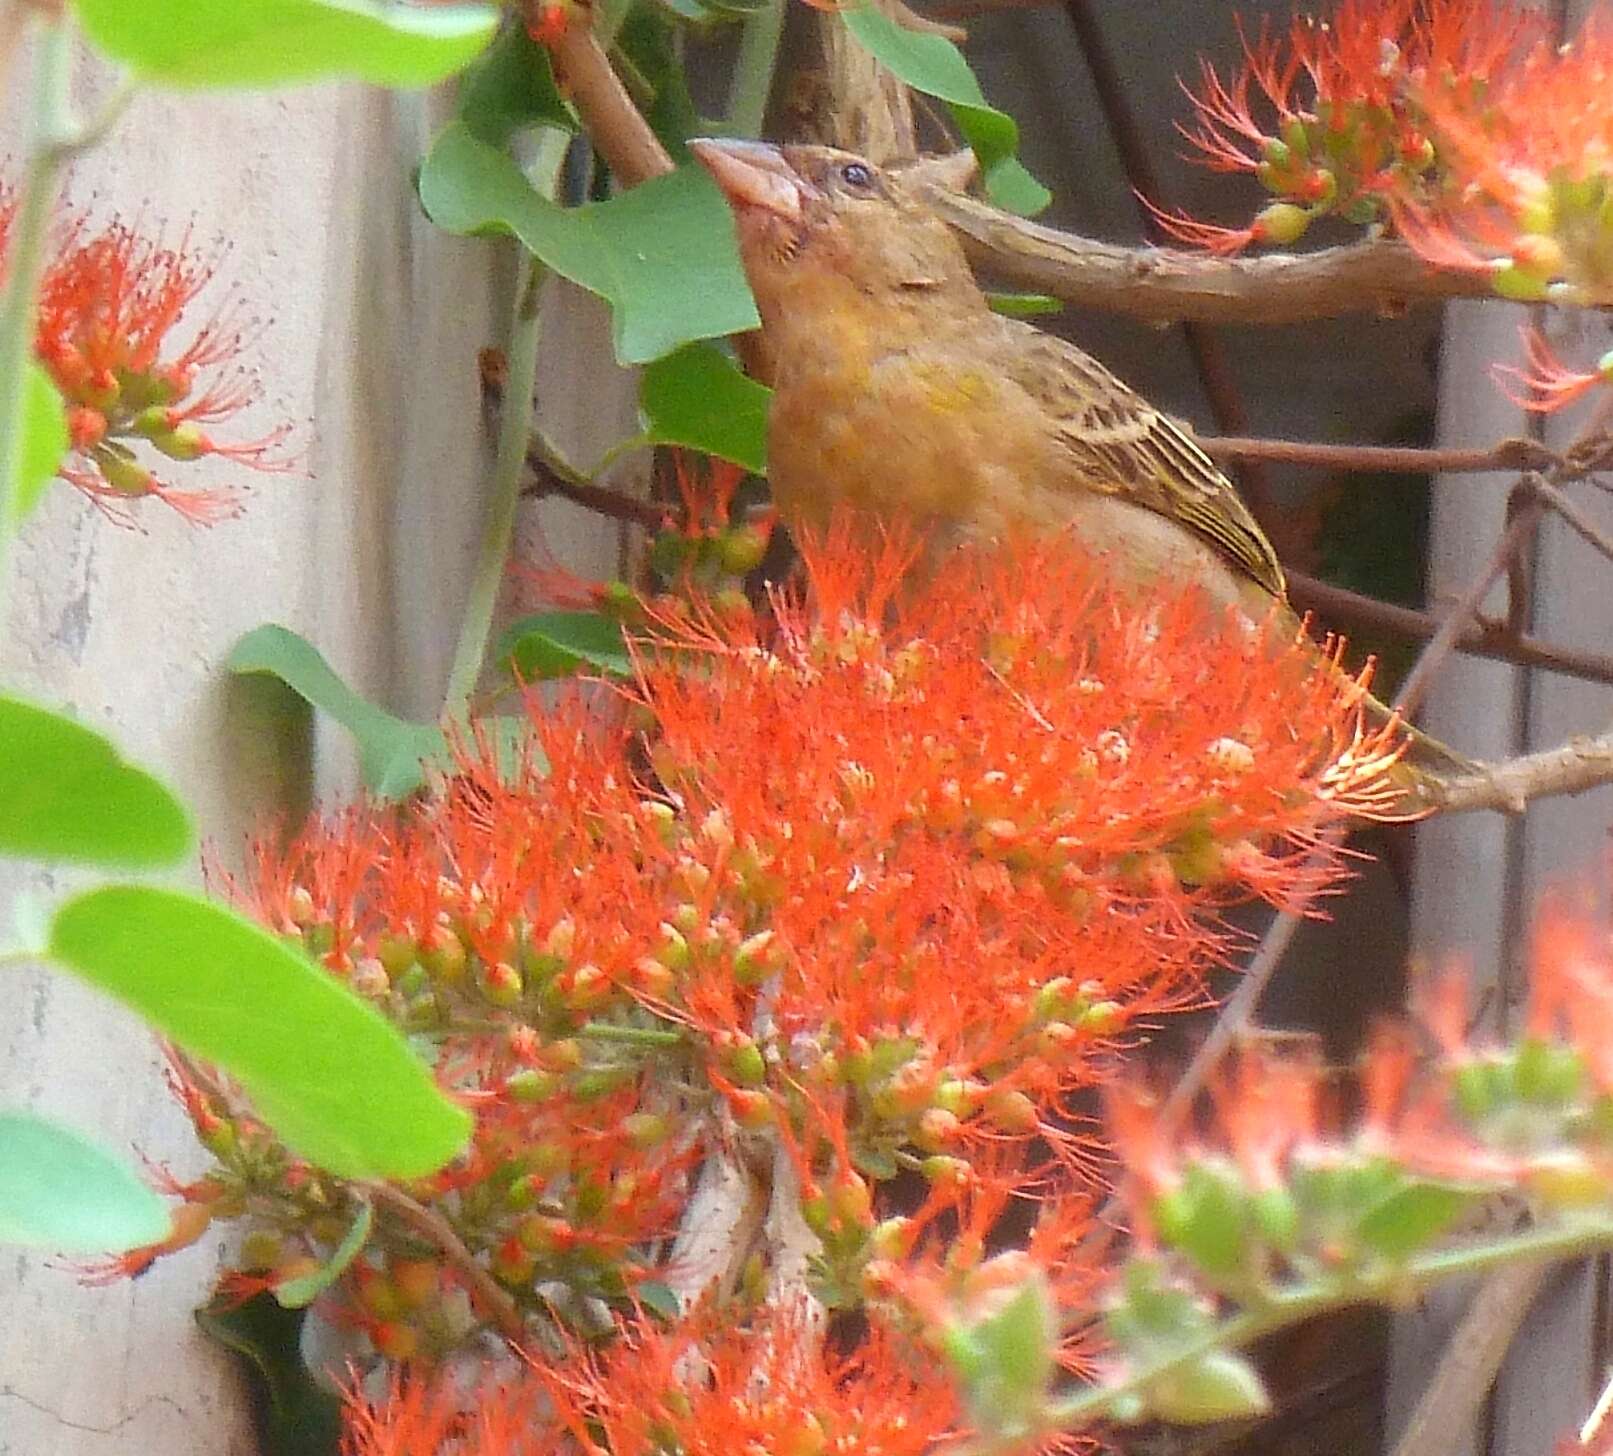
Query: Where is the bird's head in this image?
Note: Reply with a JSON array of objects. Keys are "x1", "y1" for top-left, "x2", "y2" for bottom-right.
[{"x1": 690, "y1": 140, "x2": 979, "y2": 331}]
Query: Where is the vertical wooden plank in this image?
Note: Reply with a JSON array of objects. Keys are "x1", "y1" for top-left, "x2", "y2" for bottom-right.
[
  {"x1": 1488, "y1": 305, "x2": 1613, "y2": 1456},
  {"x1": 1388, "y1": 299, "x2": 1532, "y2": 1453}
]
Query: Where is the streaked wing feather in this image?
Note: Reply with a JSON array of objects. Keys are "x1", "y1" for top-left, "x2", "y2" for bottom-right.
[{"x1": 1001, "y1": 329, "x2": 1285, "y2": 597}]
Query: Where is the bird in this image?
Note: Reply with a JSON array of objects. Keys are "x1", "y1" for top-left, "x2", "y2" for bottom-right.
[{"x1": 688, "y1": 137, "x2": 1473, "y2": 793}]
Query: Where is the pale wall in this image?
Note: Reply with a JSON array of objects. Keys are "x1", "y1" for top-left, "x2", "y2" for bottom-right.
[{"x1": 0, "y1": 64, "x2": 636, "y2": 1453}]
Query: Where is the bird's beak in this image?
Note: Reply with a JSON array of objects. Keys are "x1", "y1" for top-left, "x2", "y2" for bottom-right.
[{"x1": 689, "y1": 138, "x2": 805, "y2": 223}]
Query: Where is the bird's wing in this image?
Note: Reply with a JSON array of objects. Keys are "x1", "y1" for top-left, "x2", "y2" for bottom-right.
[{"x1": 997, "y1": 327, "x2": 1286, "y2": 598}]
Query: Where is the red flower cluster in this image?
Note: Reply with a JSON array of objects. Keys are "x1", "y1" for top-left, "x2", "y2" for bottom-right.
[
  {"x1": 1168, "y1": 2, "x2": 1613, "y2": 307},
  {"x1": 1166, "y1": 0, "x2": 1540, "y2": 253},
  {"x1": 1103, "y1": 892, "x2": 1613, "y2": 1294},
  {"x1": 8, "y1": 197, "x2": 293, "y2": 523},
  {"x1": 342, "y1": 1304, "x2": 960, "y2": 1456},
  {"x1": 137, "y1": 523, "x2": 1400, "y2": 1368}
]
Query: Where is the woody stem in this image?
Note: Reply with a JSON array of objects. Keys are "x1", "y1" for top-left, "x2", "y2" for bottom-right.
[{"x1": 1048, "y1": 1218, "x2": 1613, "y2": 1433}]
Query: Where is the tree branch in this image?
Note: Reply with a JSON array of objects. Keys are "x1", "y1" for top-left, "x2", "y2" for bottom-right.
[
  {"x1": 523, "y1": 460, "x2": 665, "y2": 529},
  {"x1": 1388, "y1": 1263, "x2": 1549, "y2": 1456},
  {"x1": 920, "y1": 188, "x2": 1494, "y2": 326},
  {"x1": 1203, "y1": 435, "x2": 1558, "y2": 477},
  {"x1": 359, "y1": 1182, "x2": 528, "y2": 1344},
  {"x1": 550, "y1": 15, "x2": 674, "y2": 185},
  {"x1": 1412, "y1": 730, "x2": 1613, "y2": 816},
  {"x1": 1531, "y1": 477, "x2": 1613, "y2": 567},
  {"x1": 1286, "y1": 572, "x2": 1613, "y2": 690}
]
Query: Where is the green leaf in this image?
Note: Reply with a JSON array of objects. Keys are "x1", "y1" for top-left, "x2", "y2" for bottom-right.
[
  {"x1": 637, "y1": 1279, "x2": 682, "y2": 1321},
  {"x1": 494, "y1": 611, "x2": 633, "y2": 681},
  {"x1": 1157, "y1": 1161, "x2": 1250, "y2": 1280},
  {"x1": 72, "y1": 0, "x2": 498, "y2": 90},
  {"x1": 840, "y1": 4, "x2": 1050, "y2": 215},
  {"x1": 0, "y1": 1112, "x2": 169, "y2": 1252},
  {"x1": 951, "y1": 1273, "x2": 1055, "y2": 1440},
  {"x1": 638, "y1": 343, "x2": 769, "y2": 473},
  {"x1": 455, "y1": 19, "x2": 573, "y2": 145},
  {"x1": 11, "y1": 365, "x2": 68, "y2": 527},
  {"x1": 1357, "y1": 1179, "x2": 1473, "y2": 1260},
  {"x1": 197, "y1": 1294, "x2": 344, "y2": 1456},
  {"x1": 986, "y1": 291, "x2": 1062, "y2": 319},
  {"x1": 422, "y1": 713, "x2": 546, "y2": 783},
  {"x1": 49, "y1": 887, "x2": 471, "y2": 1180},
  {"x1": 616, "y1": 4, "x2": 701, "y2": 157},
  {"x1": 227, "y1": 624, "x2": 445, "y2": 800},
  {"x1": 419, "y1": 122, "x2": 759, "y2": 364},
  {"x1": 0, "y1": 695, "x2": 193, "y2": 867},
  {"x1": 1147, "y1": 1350, "x2": 1271, "y2": 1425},
  {"x1": 275, "y1": 1198, "x2": 372, "y2": 1308}
]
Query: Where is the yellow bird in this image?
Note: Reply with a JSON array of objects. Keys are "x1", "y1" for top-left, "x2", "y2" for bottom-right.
[{"x1": 690, "y1": 138, "x2": 1472, "y2": 789}]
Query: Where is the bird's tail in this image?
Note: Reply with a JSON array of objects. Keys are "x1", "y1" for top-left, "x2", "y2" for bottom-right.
[{"x1": 1358, "y1": 685, "x2": 1480, "y2": 815}]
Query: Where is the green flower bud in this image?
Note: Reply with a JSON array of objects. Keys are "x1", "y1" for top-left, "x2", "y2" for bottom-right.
[{"x1": 1252, "y1": 202, "x2": 1312, "y2": 246}]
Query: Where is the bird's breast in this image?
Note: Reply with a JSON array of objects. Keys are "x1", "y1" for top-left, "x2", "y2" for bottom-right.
[
  {"x1": 767, "y1": 345, "x2": 1051, "y2": 532},
  {"x1": 766, "y1": 342, "x2": 1261, "y2": 616}
]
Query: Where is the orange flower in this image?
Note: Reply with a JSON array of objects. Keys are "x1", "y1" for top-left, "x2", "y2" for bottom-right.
[
  {"x1": 340, "y1": 1368, "x2": 550, "y2": 1456},
  {"x1": 24, "y1": 213, "x2": 294, "y2": 523},
  {"x1": 1392, "y1": 14, "x2": 1613, "y2": 302},
  {"x1": 1161, "y1": 1, "x2": 1535, "y2": 249},
  {"x1": 1493, "y1": 329, "x2": 1613, "y2": 415},
  {"x1": 536, "y1": 1304, "x2": 960, "y2": 1456},
  {"x1": 1164, "y1": 0, "x2": 1580, "y2": 279},
  {"x1": 343, "y1": 1305, "x2": 958, "y2": 1456},
  {"x1": 168, "y1": 521, "x2": 1399, "y2": 1353}
]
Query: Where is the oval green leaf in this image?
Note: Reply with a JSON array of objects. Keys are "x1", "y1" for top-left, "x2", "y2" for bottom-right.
[
  {"x1": 456, "y1": 21, "x2": 573, "y2": 145},
  {"x1": 638, "y1": 343, "x2": 769, "y2": 473},
  {"x1": 72, "y1": 0, "x2": 498, "y2": 90},
  {"x1": 494, "y1": 611, "x2": 633, "y2": 681},
  {"x1": 11, "y1": 365, "x2": 69, "y2": 528},
  {"x1": 1357, "y1": 1179, "x2": 1475, "y2": 1260},
  {"x1": 49, "y1": 888, "x2": 471, "y2": 1180},
  {"x1": 0, "y1": 695, "x2": 193, "y2": 867},
  {"x1": 0, "y1": 1112, "x2": 171, "y2": 1252},
  {"x1": 420, "y1": 122, "x2": 759, "y2": 364},
  {"x1": 227, "y1": 624, "x2": 445, "y2": 800},
  {"x1": 840, "y1": 4, "x2": 1050, "y2": 216}
]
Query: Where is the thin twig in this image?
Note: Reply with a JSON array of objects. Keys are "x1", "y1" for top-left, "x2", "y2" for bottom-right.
[
  {"x1": 1389, "y1": 1264, "x2": 1551, "y2": 1456},
  {"x1": 1395, "y1": 499, "x2": 1542, "y2": 716},
  {"x1": 523, "y1": 461, "x2": 666, "y2": 530},
  {"x1": 1202, "y1": 435, "x2": 1557, "y2": 477},
  {"x1": 1287, "y1": 571, "x2": 1613, "y2": 690},
  {"x1": 919, "y1": 187, "x2": 1494, "y2": 326},
  {"x1": 1532, "y1": 477, "x2": 1613, "y2": 567},
  {"x1": 550, "y1": 12, "x2": 673, "y2": 186},
  {"x1": 1411, "y1": 729, "x2": 1613, "y2": 816},
  {"x1": 359, "y1": 1182, "x2": 527, "y2": 1345},
  {"x1": 1160, "y1": 501, "x2": 1543, "y2": 1139},
  {"x1": 1158, "y1": 895, "x2": 1317, "y2": 1130}
]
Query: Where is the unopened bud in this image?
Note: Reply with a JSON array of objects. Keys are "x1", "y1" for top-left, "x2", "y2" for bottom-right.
[{"x1": 1251, "y1": 201, "x2": 1311, "y2": 246}]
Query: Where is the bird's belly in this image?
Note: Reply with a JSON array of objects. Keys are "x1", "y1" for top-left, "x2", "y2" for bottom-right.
[
  {"x1": 1046, "y1": 491, "x2": 1261, "y2": 616},
  {"x1": 768, "y1": 366, "x2": 1047, "y2": 531},
  {"x1": 769, "y1": 377, "x2": 1260, "y2": 616}
]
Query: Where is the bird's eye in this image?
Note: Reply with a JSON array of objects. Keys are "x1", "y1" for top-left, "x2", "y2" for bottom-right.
[{"x1": 840, "y1": 161, "x2": 875, "y2": 189}]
